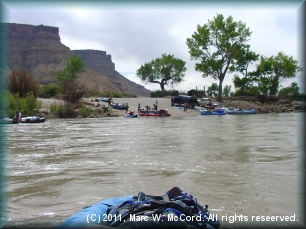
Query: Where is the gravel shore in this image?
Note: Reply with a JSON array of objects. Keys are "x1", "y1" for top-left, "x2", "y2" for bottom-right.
[{"x1": 37, "y1": 96, "x2": 304, "y2": 118}]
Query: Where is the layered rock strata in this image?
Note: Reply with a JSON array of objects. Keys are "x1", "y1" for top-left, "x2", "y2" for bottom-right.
[{"x1": 3, "y1": 23, "x2": 150, "y2": 96}]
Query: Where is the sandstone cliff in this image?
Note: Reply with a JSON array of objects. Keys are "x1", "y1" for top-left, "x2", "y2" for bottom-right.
[
  {"x1": 3, "y1": 23, "x2": 150, "y2": 97},
  {"x1": 6, "y1": 23, "x2": 72, "y2": 84},
  {"x1": 72, "y1": 50, "x2": 150, "y2": 97}
]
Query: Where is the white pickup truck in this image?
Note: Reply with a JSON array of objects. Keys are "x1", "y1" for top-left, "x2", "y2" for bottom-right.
[{"x1": 198, "y1": 98, "x2": 220, "y2": 107}]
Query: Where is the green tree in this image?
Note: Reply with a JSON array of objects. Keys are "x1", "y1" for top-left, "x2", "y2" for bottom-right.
[
  {"x1": 232, "y1": 74, "x2": 261, "y2": 96},
  {"x1": 206, "y1": 82, "x2": 218, "y2": 96},
  {"x1": 38, "y1": 84, "x2": 59, "y2": 98},
  {"x1": 252, "y1": 52, "x2": 302, "y2": 95},
  {"x1": 278, "y1": 82, "x2": 300, "y2": 100},
  {"x1": 56, "y1": 55, "x2": 86, "y2": 104},
  {"x1": 223, "y1": 85, "x2": 232, "y2": 97},
  {"x1": 136, "y1": 53, "x2": 186, "y2": 91},
  {"x1": 186, "y1": 14, "x2": 252, "y2": 101},
  {"x1": 232, "y1": 44, "x2": 259, "y2": 95}
]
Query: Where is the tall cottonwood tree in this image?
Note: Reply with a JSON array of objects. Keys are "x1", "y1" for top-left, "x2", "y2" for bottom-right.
[
  {"x1": 251, "y1": 52, "x2": 302, "y2": 95},
  {"x1": 186, "y1": 14, "x2": 252, "y2": 101},
  {"x1": 136, "y1": 53, "x2": 186, "y2": 91}
]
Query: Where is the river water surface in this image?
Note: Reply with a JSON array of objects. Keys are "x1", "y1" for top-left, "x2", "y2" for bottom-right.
[{"x1": 2, "y1": 113, "x2": 305, "y2": 228}]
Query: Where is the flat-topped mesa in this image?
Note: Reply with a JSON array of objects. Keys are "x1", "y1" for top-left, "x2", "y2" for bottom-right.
[
  {"x1": 4, "y1": 22, "x2": 151, "y2": 96},
  {"x1": 72, "y1": 50, "x2": 115, "y2": 78},
  {"x1": 7, "y1": 23, "x2": 60, "y2": 38},
  {"x1": 5, "y1": 23, "x2": 71, "y2": 71}
]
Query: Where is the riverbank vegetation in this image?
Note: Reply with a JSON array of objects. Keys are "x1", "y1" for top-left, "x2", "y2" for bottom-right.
[
  {"x1": 137, "y1": 54, "x2": 187, "y2": 91},
  {"x1": 150, "y1": 89, "x2": 181, "y2": 98},
  {"x1": 85, "y1": 90, "x2": 137, "y2": 99},
  {"x1": 187, "y1": 15, "x2": 303, "y2": 102},
  {"x1": 139, "y1": 14, "x2": 303, "y2": 102},
  {"x1": 2, "y1": 14, "x2": 304, "y2": 119},
  {"x1": 7, "y1": 93, "x2": 41, "y2": 117},
  {"x1": 4, "y1": 56, "x2": 111, "y2": 118},
  {"x1": 5, "y1": 69, "x2": 41, "y2": 117}
]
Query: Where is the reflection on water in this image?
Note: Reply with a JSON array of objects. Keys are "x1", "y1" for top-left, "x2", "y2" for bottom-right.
[{"x1": 2, "y1": 113, "x2": 304, "y2": 228}]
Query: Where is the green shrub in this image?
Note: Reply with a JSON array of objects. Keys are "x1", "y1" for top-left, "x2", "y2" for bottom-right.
[
  {"x1": 79, "y1": 104, "x2": 92, "y2": 117},
  {"x1": 86, "y1": 91, "x2": 137, "y2": 98},
  {"x1": 50, "y1": 103, "x2": 77, "y2": 118},
  {"x1": 7, "y1": 92, "x2": 41, "y2": 117},
  {"x1": 150, "y1": 90, "x2": 176, "y2": 98},
  {"x1": 91, "y1": 109, "x2": 99, "y2": 117},
  {"x1": 103, "y1": 108, "x2": 112, "y2": 117},
  {"x1": 38, "y1": 84, "x2": 59, "y2": 98}
]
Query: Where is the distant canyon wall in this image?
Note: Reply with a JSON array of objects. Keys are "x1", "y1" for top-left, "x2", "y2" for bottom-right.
[{"x1": 3, "y1": 23, "x2": 150, "y2": 97}]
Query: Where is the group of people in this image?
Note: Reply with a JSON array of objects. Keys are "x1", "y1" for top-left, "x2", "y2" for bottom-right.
[{"x1": 138, "y1": 103, "x2": 158, "y2": 113}]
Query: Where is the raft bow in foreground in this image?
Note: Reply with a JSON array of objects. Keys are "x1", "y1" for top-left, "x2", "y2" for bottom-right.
[{"x1": 58, "y1": 187, "x2": 220, "y2": 229}]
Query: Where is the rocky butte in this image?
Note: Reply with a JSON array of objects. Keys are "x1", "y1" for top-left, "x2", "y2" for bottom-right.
[{"x1": 3, "y1": 23, "x2": 151, "y2": 97}]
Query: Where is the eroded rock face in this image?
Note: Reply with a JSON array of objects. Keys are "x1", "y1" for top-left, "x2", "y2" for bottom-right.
[
  {"x1": 3, "y1": 23, "x2": 151, "y2": 97},
  {"x1": 6, "y1": 23, "x2": 72, "y2": 72},
  {"x1": 72, "y1": 50, "x2": 150, "y2": 96},
  {"x1": 72, "y1": 50, "x2": 115, "y2": 78}
]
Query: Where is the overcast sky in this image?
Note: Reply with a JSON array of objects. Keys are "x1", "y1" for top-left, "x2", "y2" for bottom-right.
[{"x1": 1, "y1": 0, "x2": 305, "y2": 93}]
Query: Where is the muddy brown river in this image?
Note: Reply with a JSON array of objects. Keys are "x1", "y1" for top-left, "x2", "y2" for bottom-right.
[{"x1": 1, "y1": 112, "x2": 304, "y2": 228}]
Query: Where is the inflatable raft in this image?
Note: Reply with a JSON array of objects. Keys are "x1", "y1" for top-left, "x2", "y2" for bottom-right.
[
  {"x1": 124, "y1": 111, "x2": 138, "y2": 118},
  {"x1": 0, "y1": 118, "x2": 15, "y2": 124},
  {"x1": 227, "y1": 109, "x2": 256, "y2": 114},
  {"x1": 21, "y1": 116, "x2": 46, "y2": 123},
  {"x1": 0, "y1": 116, "x2": 46, "y2": 124},
  {"x1": 110, "y1": 103, "x2": 128, "y2": 110},
  {"x1": 58, "y1": 187, "x2": 220, "y2": 229},
  {"x1": 200, "y1": 109, "x2": 226, "y2": 115},
  {"x1": 139, "y1": 109, "x2": 171, "y2": 117}
]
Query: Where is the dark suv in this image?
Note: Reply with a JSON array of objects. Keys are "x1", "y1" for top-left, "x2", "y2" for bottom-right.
[{"x1": 171, "y1": 95, "x2": 199, "y2": 108}]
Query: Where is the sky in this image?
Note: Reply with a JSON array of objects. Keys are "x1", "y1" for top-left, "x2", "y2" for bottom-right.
[{"x1": 1, "y1": 0, "x2": 305, "y2": 93}]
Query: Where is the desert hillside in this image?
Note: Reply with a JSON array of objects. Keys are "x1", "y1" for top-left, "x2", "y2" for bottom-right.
[{"x1": 4, "y1": 23, "x2": 150, "y2": 97}]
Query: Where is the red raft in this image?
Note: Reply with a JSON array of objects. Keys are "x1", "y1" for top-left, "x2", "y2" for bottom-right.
[{"x1": 139, "y1": 109, "x2": 171, "y2": 117}]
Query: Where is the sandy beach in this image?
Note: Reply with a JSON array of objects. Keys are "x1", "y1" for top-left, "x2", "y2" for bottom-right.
[
  {"x1": 37, "y1": 97, "x2": 203, "y2": 117},
  {"x1": 85, "y1": 97, "x2": 201, "y2": 117}
]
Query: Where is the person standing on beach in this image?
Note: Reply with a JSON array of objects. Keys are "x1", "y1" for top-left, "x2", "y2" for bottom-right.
[
  {"x1": 138, "y1": 103, "x2": 141, "y2": 113},
  {"x1": 183, "y1": 102, "x2": 188, "y2": 112},
  {"x1": 108, "y1": 97, "x2": 112, "y2": 108}
]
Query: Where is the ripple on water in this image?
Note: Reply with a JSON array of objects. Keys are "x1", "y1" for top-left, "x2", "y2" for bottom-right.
[{"x1": 4, "y1": 114, "x2": 302, "y2": 227}]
